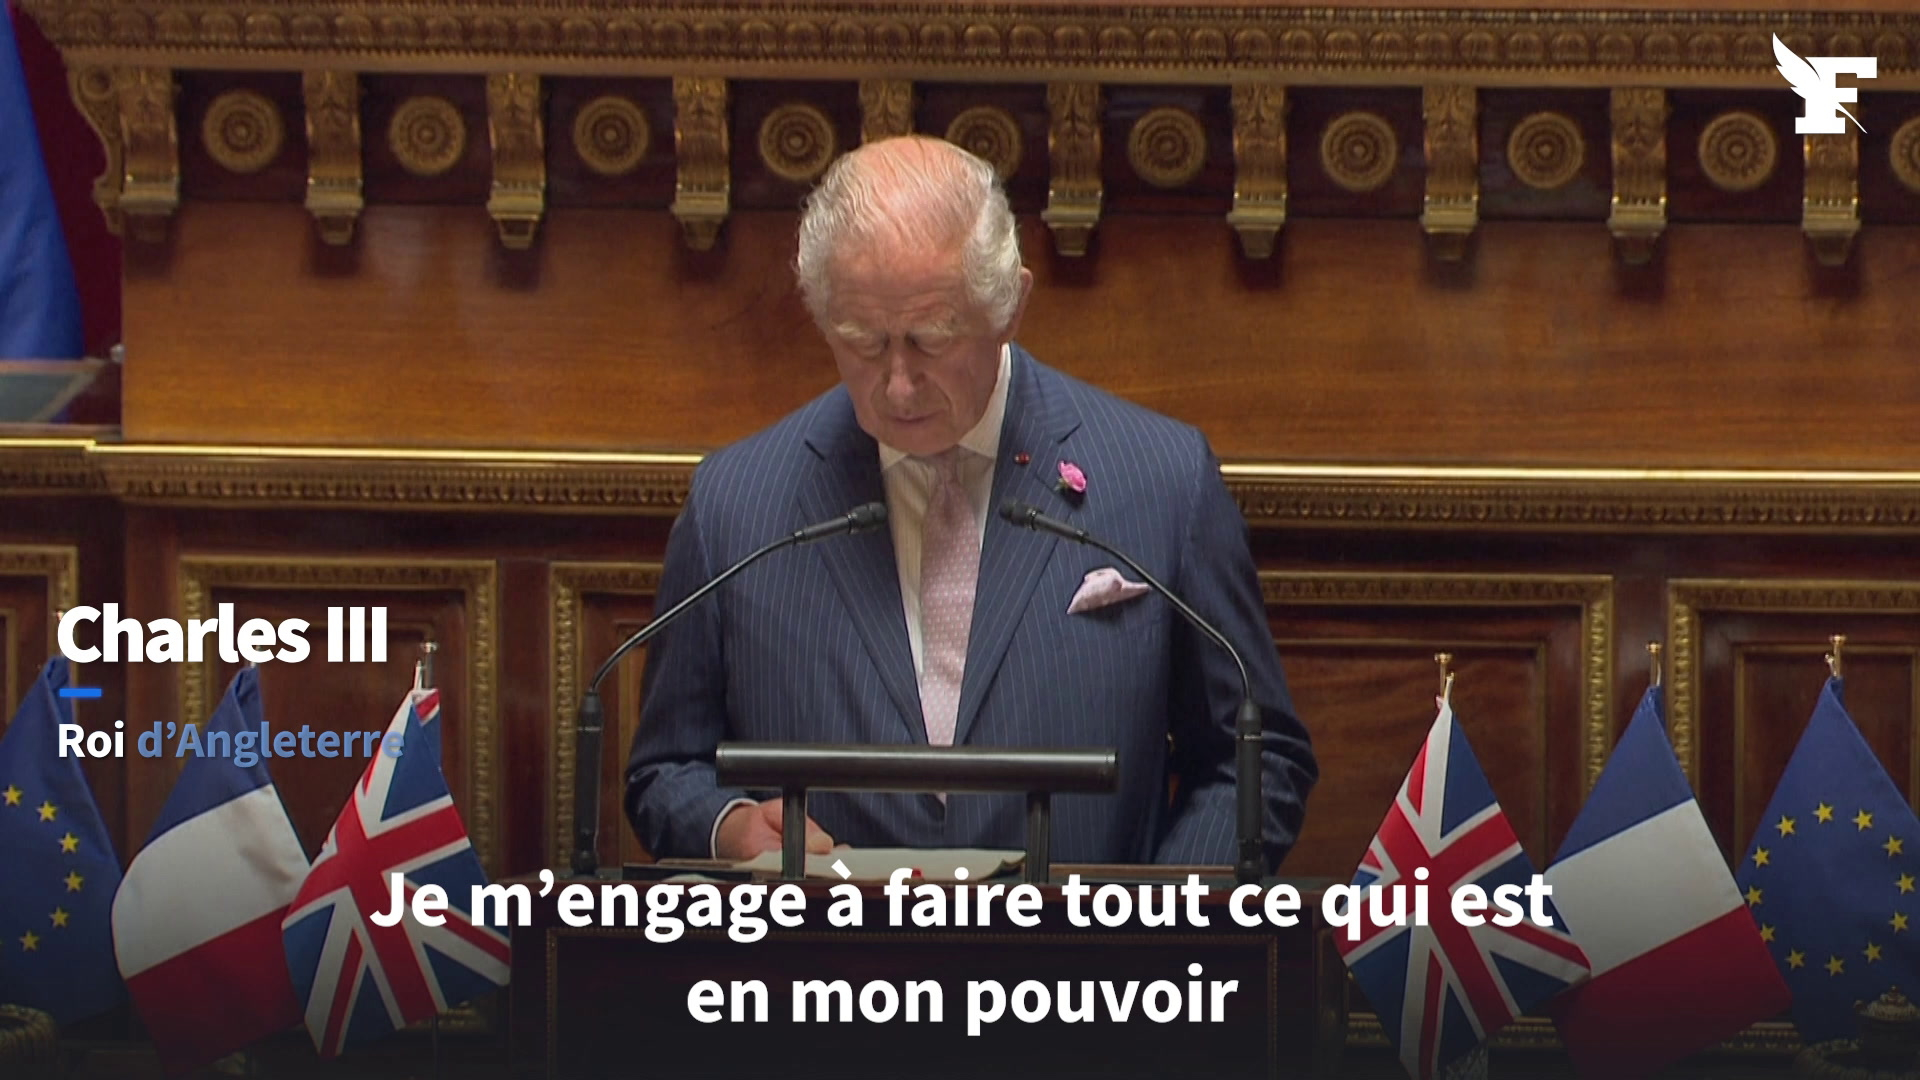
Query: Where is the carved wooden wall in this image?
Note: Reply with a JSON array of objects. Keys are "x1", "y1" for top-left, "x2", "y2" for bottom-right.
[{"x1": 5, "y1": 2, "x2": 1920, "y2": 1059}]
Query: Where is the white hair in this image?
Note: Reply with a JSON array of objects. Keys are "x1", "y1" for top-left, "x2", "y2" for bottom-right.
[{"x1": 795, "y1": 137, "x2": 1023, "y2": 333}]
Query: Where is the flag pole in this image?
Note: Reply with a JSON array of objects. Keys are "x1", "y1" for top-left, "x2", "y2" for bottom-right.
[
  {"x1": 1826, "y1": 634, "x2": 1845, "y2": 679},
  {"x1": 417, "y1": 641, "x2": 443, "y2": 1080},
  {"x1": 1647, "y1": 641, "x2": 1662, "y2": 689},
  {"x1": 1433, "y1": 651, "x2": 1489, "y2": 1080}
]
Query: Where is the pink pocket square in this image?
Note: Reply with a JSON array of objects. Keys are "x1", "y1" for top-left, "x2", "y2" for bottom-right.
[{"x1": 1067, "y1": 568, "x2": 1151, "y2": 614}]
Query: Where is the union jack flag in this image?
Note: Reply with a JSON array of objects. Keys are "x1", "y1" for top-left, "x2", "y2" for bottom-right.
[
  {"x1": 280, "y1": 689, "x2": 510, "y2": 1057},
  {"x1": 1337, "y1": 700, "x2": 1590, "y2": 1080}
]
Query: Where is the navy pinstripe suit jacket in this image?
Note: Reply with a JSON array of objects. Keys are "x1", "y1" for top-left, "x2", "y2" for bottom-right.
[{"x1": 624, "y1": 347, "x2": 1316, "y2": 868}]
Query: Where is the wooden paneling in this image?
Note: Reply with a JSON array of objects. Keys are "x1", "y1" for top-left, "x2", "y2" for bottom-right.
[
  {"x1": 1262, "y1": 573, "x2": 1609, "y2": 877},
  {"x1": 1670, "y1": 578, "x2": 1920, "y2": 859},
  {"x1": 176, "y1": 556, "x2": 501, "y2": 868},
  {"x1": 0, "y1": 546, "x2": 75, "y2": 719},
  {"x1": 123, "y1": 201, "x2": 1920, "y2": 468},
  {"x1": 549, "y1": 562, "x2": 662, "y2": 869}
]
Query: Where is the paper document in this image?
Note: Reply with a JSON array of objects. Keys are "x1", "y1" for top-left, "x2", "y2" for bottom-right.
[{"x1": 733, "y1": 848, "x2": 1023, "y2": 882}]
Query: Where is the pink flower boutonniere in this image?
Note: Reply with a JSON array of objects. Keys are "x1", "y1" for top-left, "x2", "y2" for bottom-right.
[{"x1": 1056, "y1": 460, "x2": 1087, "y2": 503}]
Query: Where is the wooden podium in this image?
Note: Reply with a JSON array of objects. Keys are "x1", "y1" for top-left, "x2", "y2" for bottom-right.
[{"x1": 506, "y1": 872, "x2": 1346, "y2": 1080}]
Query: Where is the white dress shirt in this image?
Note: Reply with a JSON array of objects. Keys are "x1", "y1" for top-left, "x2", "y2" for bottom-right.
[{"x1": 709, "y1": 345, "x2": 1011, "y2": 855}]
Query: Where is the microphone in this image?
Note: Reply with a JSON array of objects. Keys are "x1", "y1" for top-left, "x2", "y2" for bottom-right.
[
  {"x1": 570, "y1": 501, "x2": 888, "y2": 876},
  {"x1": 998, "y1": 499, "x2": 1267, "y2": 886}
]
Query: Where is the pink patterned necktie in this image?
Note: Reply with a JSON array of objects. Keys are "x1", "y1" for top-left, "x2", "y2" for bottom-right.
[{"x1": 917, "y1": 447, "x2": 980, "y2": 747}]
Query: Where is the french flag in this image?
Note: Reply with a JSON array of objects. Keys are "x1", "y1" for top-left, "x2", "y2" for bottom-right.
[
  {"x1": 1542, "y1": 685, "x2": 1789, "y2": 1078},
  {"x1": 112, "y1": 668, "x2": 310, "y2": 1073}
]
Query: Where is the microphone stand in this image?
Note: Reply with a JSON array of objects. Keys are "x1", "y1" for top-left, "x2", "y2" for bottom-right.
[
  {"x1": 570, "y1": 503, "x2": 887, "y2": 877},
  {"x1": 1000, "y1": 501, "x2": 1267, "y2": 886}
]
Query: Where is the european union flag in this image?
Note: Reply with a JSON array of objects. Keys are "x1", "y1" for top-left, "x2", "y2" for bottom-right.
[
  {"x1": 0, "y1": 658, "x2": 123, "y2": 1022},
  {"x1": 0, "y1": 6, "x2": 84, "y2": 358},
  {"x1": 1736, "y1": 677, "x2": 1920, "y2": 1042}
]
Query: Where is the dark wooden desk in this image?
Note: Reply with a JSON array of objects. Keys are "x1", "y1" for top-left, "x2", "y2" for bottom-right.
[{"x1": 508, "y1": 867, "x2": 1345, "y2": 1080}]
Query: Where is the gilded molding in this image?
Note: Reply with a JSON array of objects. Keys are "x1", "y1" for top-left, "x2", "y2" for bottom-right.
[
  {"x1": 1607, "y1": 87, "x2": 1667, "y2": 266},
  {"x1": 1667, "y1": 579, "x2": 1920, "y2": 788},
  {"x1": 549, "y1": 561, "x2": 663, "y2": 865},
  {"x1": 90, "y1": 447, "x2": 695, "y2": 513},
  {"x1": 20, "y1": 5, "x2": 1920, "y2": 90},
  {"x1": 65, "y1": 65, "x2": 123, "y2": 235},
  {"x1": 1127, "y1": 106, "x2": 1205, "y2": 190},
  {"x1": 1227, "y1": 83, "x2": 1285, "y2": 260},
  {"x1": 757, "y1": 101, "x2": 836, "y2": 183},
  {"x1": 1802, "y1": 132, "x2": 1859, "y2": 268},
  {"x1": 1420, "y1": 85, "x2": 1476, "y2": 260},
  {"x1": 0, "y1": 545, "x2": 81, "y2": 638},
  {"x1": 202, "y1": 88, "x2": 284, "y2": 174},
  {"x1": 1320, "y1": 110, "x2": 1397, "y2": 194},
  {"x1": 178, "y1": 556, "x2": 501, "y2": 872},
  {"x1": 486, "y1": 72, "x2": 545, "y2": 249},
  {"x1": 945, "y1": 105, "x2": 1022, "y2": 180},
  {"x1": 15, "y1": 442, "x2": 1920, "y2": 532},
  {"x1": 1261, "y1": 571, "x2": 1612, "y2": 791},
  {"x1": 389, "y1": 94, "x2": 466, "y2": 177},
  {"x1": 858, "y1": 79, "x2": 913, "y2": 144},
  {"x1": 1506, "y1": 111, "x2": 1583, "y2": 191},
  {"x1": 0, "y1": 440, "x2": 104, "y2": 495},
  {"x1": 671, "y1": 75, "x2": 729, "y2": 251},
  {"x1": 1893, "y1": 115, "x2": 1920, "y2": 195},
  {"x1": 302, "y1": 70, "x2": 362, "y2": 245},
  {"x1": 114, "y1": 66, "x2": 179, "y2": 243},
  {"x1": 1698, "y1": 109, "x2": 1777, "y2": 193},
  {"x1": 1042, "y1": 82, "x2": 1101, "y2": 257}
]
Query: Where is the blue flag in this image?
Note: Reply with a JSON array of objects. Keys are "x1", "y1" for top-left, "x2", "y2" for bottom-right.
[
  {"x1": 0, "y1": 6, "x2": 83, "y2": 358},
  {"x1": 1735, "y1": 678, "x2": 1920, "y2": 1042},
  {"x1": 0, "y1": 658, "x2": 124, "y2": 1022}
]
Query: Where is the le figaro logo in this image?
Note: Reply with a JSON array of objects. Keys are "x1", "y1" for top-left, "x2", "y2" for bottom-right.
[{"x1": 1773, "y1": 34, "x2": 1875, "y2": 134}]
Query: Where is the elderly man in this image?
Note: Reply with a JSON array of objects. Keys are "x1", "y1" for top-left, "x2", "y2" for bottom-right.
[{"x1": 625, "y1": 136, "x2": 1315, "y2": 868}]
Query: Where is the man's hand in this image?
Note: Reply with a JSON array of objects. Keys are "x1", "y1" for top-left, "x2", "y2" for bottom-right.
[{"x1": 715, "y1": 798, "x2": 834, "y2": 861}]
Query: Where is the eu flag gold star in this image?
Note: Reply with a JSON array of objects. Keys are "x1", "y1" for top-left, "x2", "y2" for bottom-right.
[
  {"x1": 1760, "y1": 924, "x2": 1777, "y2": 942},
  {"x1": 19, "y1": 931, "x2": 39, "y2": 952},
  {"x1": 36, "y1": 801, "x2": 56, "y2": 823},
  {"x1": 1865, "y1": 942, "x2": 1883, "y2": 962},
  {"x1": 1787, "y1": 950, "x2": 1807, "y2": 969},
  {"x1": 58, "y1": 832, "x2": 78, "y2": 854},
  {"x1": 1855, "y1": 810, "x2": 1875, "y2": 831},
  {"x1": 1, "y1": 785, "x2": 20, "y2": 806},
  {"x1": 1753, "y1": 848, "x2": 1772, "y2": 867},
  {"x1": 63, "y1": 871, "x2": 83, "y2": 893},
  {"x1": 1815, "y1": 803, "x2": 1835, "y2": 823},
  {"x1": 1899, "y1": 874, "x2": 1916, "y2": 895},
  {"x1": 1745, "y1": 885, "x2": 1764, "y2": 906},
  {"x1": 49, "y1": 908, "x2": 69, "y2": 929},
  {"x1": 1887, "y1": 837, "x2": 1907, "y2": 858},
  {"x1": 1777, "y1": 815, "x2": 1797, "y2": 837},
  {"x1": 1826, "y1": 955, "x2": 1846, "y2": 976},
  {"x1": 1893, "y1": 912, "x2": 1910, "y2": 933}
]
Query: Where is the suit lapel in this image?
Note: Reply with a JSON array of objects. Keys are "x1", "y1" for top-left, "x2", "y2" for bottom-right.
[
  {"x1": 952, "y1": 349, "x2": 1083, "y2": 747},
  {"x1": 799, "y1": 395, "x2": 926, "y2": 741}
]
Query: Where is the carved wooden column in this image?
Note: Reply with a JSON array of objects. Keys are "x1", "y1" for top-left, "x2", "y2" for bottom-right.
[
  {"x1": 1042, "y1": 83, "x2": 1102, "y2": 257},
  {"x1": 1608, "y1": 88, "x2": 1668, "y2": 266},
  {"x1": 487, "y1": 73, "x2": 545, "y2": 250},
  {"x1": 1228, "y1": 84, "x2": 1287, "y2": 260},
  {"x1": 1803, "y1": 132, "x2": 1860, "y2": 267},
  {"x1": 303, "y1": 71, "x2": 362, "y2": 246},
  {"x1": 671, "y1": 76, "x2": 729, "y2": 251},
  {"x1": 859, "y1": 80, "x2": 914, "y2": 144},
  {"x1": 1421, "y1": 85, "x2": 1477, "y2": 261},
  {"x1": 114, "y1": 67, "x2": 179, "y2": 243}
]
